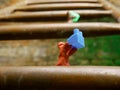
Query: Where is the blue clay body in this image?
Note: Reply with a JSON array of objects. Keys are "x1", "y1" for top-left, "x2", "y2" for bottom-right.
[{"x1": 67, "y1": 29, "x2": 85, "y2": 49}]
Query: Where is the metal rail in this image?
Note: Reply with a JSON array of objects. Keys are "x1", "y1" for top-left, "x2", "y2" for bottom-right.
[
  {"x1": 0, "y1": 1, "x2": 120, "y2": 90},
  {"x1": 0, "y1": 66, "x2": 120, "y2": 90},
  {"x1": 0, "y1": 22, "x2": 120, "y2": 40},
  {"x1": 26, "y1": 0, "x2": 99, "y2": 5},
  {"x1": 99, "y1": 0, "x2": 120, "y2": 22},
  {"x1": 15, "y1": 3, "x2": 103, "y2": 11},
  {"x1": 0, "y1": 10, "x2": 112, "y2": 21},
  {"x1": 0, "y1": 0, "x2": 119, "y2": 39}
]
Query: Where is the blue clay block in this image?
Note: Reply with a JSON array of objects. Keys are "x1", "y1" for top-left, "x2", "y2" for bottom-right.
[{"x1": 67, "y1": 29, "x2": 85, "y2": 49}]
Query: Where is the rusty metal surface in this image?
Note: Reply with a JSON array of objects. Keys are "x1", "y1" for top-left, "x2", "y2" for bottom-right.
[
  {"x1": 0, "y1": 0, "x2": 25, "y2": 15},
  {"x1": 26, "y1": 0, "x2": 98, "y2": 5},
  {"x1": 0, "y1": 66, "x2": 120, "y2": 90},
  {"x1": 0, "y1": 0, "x2": 119, "y2": 40},
  {"x1": 0, "y1": 22, "x2": 120, "y2": 40},
  {"x1": 99, "y1": 0, "x2": 120, "y2": 22},
  {"x1": 0, "y1": 10, "x2": 112, "y2": 21},
  {"x1": 15, "y1": 3, "x2": 103, "y2": 11}
]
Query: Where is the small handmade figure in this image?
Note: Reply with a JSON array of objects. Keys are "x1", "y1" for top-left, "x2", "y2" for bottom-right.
[{"x1": 56, "y1": 42, "x2": 77, "y2": 66}]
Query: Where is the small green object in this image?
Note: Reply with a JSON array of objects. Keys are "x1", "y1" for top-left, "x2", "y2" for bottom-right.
[{"x1": 69, "y1": 11, "x2": 80, "y2": 22}]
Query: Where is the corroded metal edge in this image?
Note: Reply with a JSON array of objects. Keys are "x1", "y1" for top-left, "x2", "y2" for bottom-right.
[
  {"x1": 0, "y1": 66, "x2": 120, "y2": 90},
  {"x1": 99, "y1": 0, "x2": 120, "y2": 22}
]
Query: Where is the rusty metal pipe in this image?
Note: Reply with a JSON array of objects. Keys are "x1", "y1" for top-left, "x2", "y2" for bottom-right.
[
  {"x1": 15, "y1": 3, "x2": 103, "y2": 11},
  {"x1": 0, "y1": 1, "x2": 25, "y2": 15},
  {"x1": 0, "y1": 11, "x2": 67, "y2": 21},
  {"x1": 0, "y1": 22, "x2": 120, "y2": 40},
  {"x1": 26, "y1": 0, "x2": 98, "y2": 4},
  {"x1": 99, "y1": 0, "x2": 120, "y2": 22},
  {"x1": 0, "y1": 10, "x2": 112, "y2": 21},
  {"x1": 0, "y1": 66, "x2": 120, "y2": 90}
]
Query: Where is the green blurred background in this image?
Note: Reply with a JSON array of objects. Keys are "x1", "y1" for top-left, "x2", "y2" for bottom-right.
[{"x1": 70, "y1": 35, "x2": 120, "y2": 66}]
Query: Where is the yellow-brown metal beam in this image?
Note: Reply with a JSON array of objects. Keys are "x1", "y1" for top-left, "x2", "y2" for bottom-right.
[
  {"x1": 0, "y1": 66, "x2": 120, "y2": 90},
  {"x1": 0, "y1": 10, "x2": 112, "y2": 21},
  {"x1": 99, "y1": 0, "x2": 120, "y2": 22},
  {"x1": 15, "y1": 3, "x2": 103, "y2": 11},
  {"x1": 0, "y1": 22, "x2": 120, "y2": 40},
  {"x1": 26, "y1": 0, "x2": 99, "y2": 5}
]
